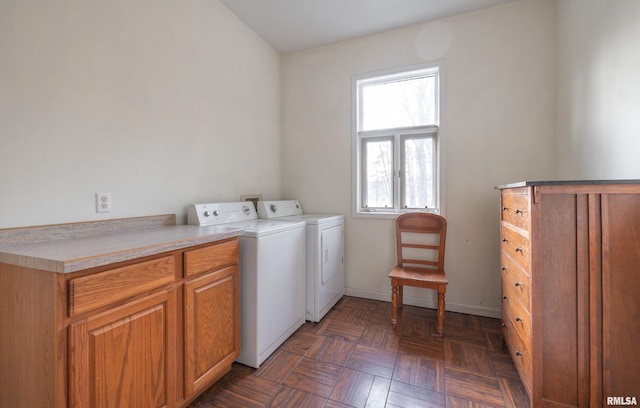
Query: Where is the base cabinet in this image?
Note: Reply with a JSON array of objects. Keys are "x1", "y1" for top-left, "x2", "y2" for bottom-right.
[
  {"x1": 498, "y1": 182, "x2": 640, "y2": 407},
  {"x1": 0, "y1": 237, "x2": 240, "y2": 408}
]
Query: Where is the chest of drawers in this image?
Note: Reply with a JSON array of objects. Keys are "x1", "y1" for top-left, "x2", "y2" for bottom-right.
[{"x1": 498, "y1": 181, "x2": 640, "y2": 407}]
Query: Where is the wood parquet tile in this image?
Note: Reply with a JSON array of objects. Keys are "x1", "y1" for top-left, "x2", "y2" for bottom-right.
[
  {"x1": 330, "y1": 368, "x2": 376, "y2": 407},
  {"x1": 347, "y1": 344, "x2": 397, "y2": 378},
  {"x1": 307, "y1": 336, "x2": 356, "y2": 365},
  {"x1": 188, "y1": 296, "x2": 530, "y2": 408},
  {"x1": 283, "y1": 358, "x2": 344, "y2": 398},
  {"x1": 443, "y1": 341, "x2": 495, "y2": 377},
  {"x1": 393, "y1": 354, "x2": 445, "y2": 391}
]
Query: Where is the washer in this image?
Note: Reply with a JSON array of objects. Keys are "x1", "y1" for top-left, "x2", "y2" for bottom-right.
[
  {"x1": 188, "y1": 202, "x2": 305, "y2": 368},
  {"x1": 257, "y1": 200, "x2": 345, "y2": 322}
]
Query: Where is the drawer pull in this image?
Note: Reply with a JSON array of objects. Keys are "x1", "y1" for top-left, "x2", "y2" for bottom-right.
[
  {"x1": 515, "y1": 351, "x2": 523, "y2": 357},
  {"x1": 502, "y1": 266, "x2": 507, "y2": 271},
  {"x1": 515, "y1": 209, "x2": 523, "y2": 215},
  {"x1": 515, "y1": 316, "x2": 523, "y2": 322},
  {"x1": 515, "y1": 282, "x2": 522, "y2": 288},
  {"x1": 503, "y1": 207, "x2": 509, "y2": 212},
  {"x1": 503, "y1": 295, "x2": 509, "y2": 300},
  {"x1": 502, "y1": 238, "x2": 509, "y2": 243},
  {"x1": 515, "y1": 247, "x2": 523, "y2": 254},
  {"x1": 502, "y1": 323, "x2": 507, "y2": 328}
]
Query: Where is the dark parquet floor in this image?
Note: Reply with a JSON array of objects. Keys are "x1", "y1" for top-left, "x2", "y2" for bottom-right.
[{"x1": 189, "y1": 296, "x2": 530, "y2": 408}]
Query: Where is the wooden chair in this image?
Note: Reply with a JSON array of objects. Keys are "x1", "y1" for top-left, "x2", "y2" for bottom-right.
[{"x1": 389, "y1": 212, "x2": 448, "y2": 336}]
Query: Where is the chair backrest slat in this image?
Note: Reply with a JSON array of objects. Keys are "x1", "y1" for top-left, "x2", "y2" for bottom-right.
[
  {"x1": 401, "y1": 243, "x2": 440, "y2": 250},
  {"x1": 402, "y1": 259, "x2": 439, "y2": 267}
]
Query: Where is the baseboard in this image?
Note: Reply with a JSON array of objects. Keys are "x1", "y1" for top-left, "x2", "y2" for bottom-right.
[{"x1": 345, "y1": 287, "x2": 501, "y2": 319}]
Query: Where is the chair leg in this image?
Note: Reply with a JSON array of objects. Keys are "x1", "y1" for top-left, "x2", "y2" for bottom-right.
[
  {"x1": 391, "y1": 283, "x2": 401, "y2": 326},
  {"x1": 436, "y1": 285, "x2": 445, "y2": 337}
]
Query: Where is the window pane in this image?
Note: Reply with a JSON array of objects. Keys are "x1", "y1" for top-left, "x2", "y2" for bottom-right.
[
  {"x1": 402, "y1": 136, "x2": 435, "y2": 209},
  {"x1": 364, "y1": 139, "x2": 393, "y2": 208},
  {"x1": 361, "y1": 75, "x2": 435, "y2": 131}
]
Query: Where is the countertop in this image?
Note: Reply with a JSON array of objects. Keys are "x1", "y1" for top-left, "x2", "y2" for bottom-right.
[
  {"x1": 496, "y1": 179, "x2": 640, "y2": 189},
  {"x1": 0, "y1": 215, "x2": 243, "y2": 273}
]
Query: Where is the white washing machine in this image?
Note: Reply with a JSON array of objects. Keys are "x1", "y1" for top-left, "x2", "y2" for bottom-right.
[
  {"x1": 188, "y1": 202, "x2": 305, "y2": 368},
  {"x1": 257, "y1": 200, "x2": 344, "y2": 322}
]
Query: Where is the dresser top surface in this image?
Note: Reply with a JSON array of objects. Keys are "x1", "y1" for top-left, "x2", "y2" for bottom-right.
[{"x1": 496, "y1": 179, "x2": 640, "y2": 189}]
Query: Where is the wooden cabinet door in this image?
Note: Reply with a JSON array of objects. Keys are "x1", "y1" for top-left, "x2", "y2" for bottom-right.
[
  {"x1": 69, "y1": 289, "x2": 177, "y2": 408},
  {"x1": 599, "y1": 193, "x2": 640, "y2": 404},
  {"x1": 538, "y1": 192, "x2": 588, "y2": 407},
  {"x1": 183, "y1": 265, "x2": 240, "y2": 397}
]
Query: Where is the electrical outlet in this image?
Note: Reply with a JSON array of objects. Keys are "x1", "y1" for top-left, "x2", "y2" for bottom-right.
[{"x1": 96, "y1": 192, "x2": 111, "y2": 213}]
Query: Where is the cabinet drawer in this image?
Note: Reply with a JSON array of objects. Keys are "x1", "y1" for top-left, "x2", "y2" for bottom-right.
[
  {"x1": 184, "y1": 239, "x2": 239, "y2": 278},
  {"x1": 502, "y1": 309, "x2": 532, "y2": 395},
  {"x1": 502, "y1": 287, "x2": 531, "y2": 344},
  {"x1": 501, "y1": 190, "x2": 531, "y2": 231},
  {"x1": 501, "y1": 252, "x2": 530, "y2": 310},
  {"x1": 500, "y1": 225, "x2": 530, "y2": 272},
  {"x1": 68, "y1": 256, "x2": 175, "y2": 316}
]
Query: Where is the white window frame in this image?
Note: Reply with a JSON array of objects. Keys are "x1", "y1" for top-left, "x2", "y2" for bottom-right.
[{"x1": 352, "y1": 63, "x2": 444, "y2": 218}]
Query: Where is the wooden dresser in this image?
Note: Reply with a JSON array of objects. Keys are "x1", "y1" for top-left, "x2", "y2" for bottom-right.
[{"x1": 497, "y1": 181, "x2": 640, "y2": 407}]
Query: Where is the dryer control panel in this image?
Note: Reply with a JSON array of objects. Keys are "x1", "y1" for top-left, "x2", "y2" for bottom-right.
[{"x1": 257, "y1": 200, "x2": 303, "y2": 219}]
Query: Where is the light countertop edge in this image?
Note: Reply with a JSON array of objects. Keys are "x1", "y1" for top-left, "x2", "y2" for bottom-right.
[{"x1": 0, "y1": 225, "x2": 243, "y2": 273}]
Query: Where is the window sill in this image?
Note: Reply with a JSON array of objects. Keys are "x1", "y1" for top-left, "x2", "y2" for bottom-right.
[{"x1": 352, "y1": 209, "x2": 440, "y2": 220}]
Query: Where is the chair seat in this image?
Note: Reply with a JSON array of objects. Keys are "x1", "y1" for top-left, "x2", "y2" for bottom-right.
[{"x1": 389, "y1": 266, "x2": 448, "y2": 285}]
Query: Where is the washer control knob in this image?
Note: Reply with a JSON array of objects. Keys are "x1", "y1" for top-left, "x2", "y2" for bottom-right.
[
  {"x1": 242, "y1": 206, "x2": 251, "y2": 215},
  {"x1": 204, "y1": 211, "x2": 212, "y2": 217},
  {"x1": 270, "y1": 204, "x2": 278, "y2": 213},
  {"x1": 213, "y1": 210, "x2": 220, "y2": 216}
]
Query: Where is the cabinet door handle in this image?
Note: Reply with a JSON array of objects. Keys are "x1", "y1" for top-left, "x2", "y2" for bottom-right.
[
  {"x1": 515, "y1": 247, "x2": 523, "y2": 254},
  {"x1": 515, "y1": 316, "x2": 522, "y2": 322},
  {"x1": 502, "y1": 238, "x2": 509, "y2": 243},
  {"x1": 502, "y1": 267, "x2": 507, "y2": 271},
  {"x1": 514, "y1": 282, "x2": 522, "y2": 288},
  {"x1": 515, "y1": 209, "x2": 523, "y2": 215},
  {"x1": 515, "y1": 351, "x2": 523, "y2": 357},
  {"x1": 502, "y1": 323, "x2": 507, "y2": 328},
  {"x1": 503, "y1": 207, "x2": 509, "y2": 212},
  {"x1": 503, "y1": 295, "x2": 509, "y2": 300}
]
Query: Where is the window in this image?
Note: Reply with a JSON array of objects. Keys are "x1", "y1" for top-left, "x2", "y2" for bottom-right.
[{"x1": 353, "y1": 65, "x2": 441, "y2": 215}]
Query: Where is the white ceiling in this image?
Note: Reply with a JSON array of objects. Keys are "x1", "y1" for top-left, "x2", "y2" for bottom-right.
[{"x1": 220, "y1": 0, "x2": 516, "y2": 53}]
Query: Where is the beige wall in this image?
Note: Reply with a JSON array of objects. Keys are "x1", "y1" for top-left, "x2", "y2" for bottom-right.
[
  {"x1": 556, "y1": 0, "x2": 640, "y2": 179},
  {"x1": 281, "y1": 0, "x2": 557, "y2": 317},
  {"x1": 6, "y1": 0, "x2": 636, "y2": 318},
  {"x1": 0, "y1": 0, "x2": 282, "y2": 228}
]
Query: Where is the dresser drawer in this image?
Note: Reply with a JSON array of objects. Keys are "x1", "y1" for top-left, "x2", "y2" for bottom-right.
[
  {"x1": 184, "y1": 238, "x2": 239, "y2": 278},
  {"x1": 502, "y1": 309, "x2": 532, "y2": 395},
  {"x1": 500, "y1": 224, "x2": 530, "y2": 272},
  {"x1": 501, "y1": 252, "x2": 531, "y2": 310},
  {"x1": 501, "y1": 189, "x2": 531, "y2": 231},
  {"x1": 68, "y1": 255, "x2": 176, "y2": 316},
  {"x1": 502, "y1": 285, "x2": 531, "y2": 344}
]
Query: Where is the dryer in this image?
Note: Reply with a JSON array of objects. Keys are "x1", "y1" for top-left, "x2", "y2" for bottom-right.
[
  {"x1": 188, "y1": 202, "x2": 305, "y2": 368},
  {"x1": 257, "y1": 200, "x2": 345, "y2": 322}
]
